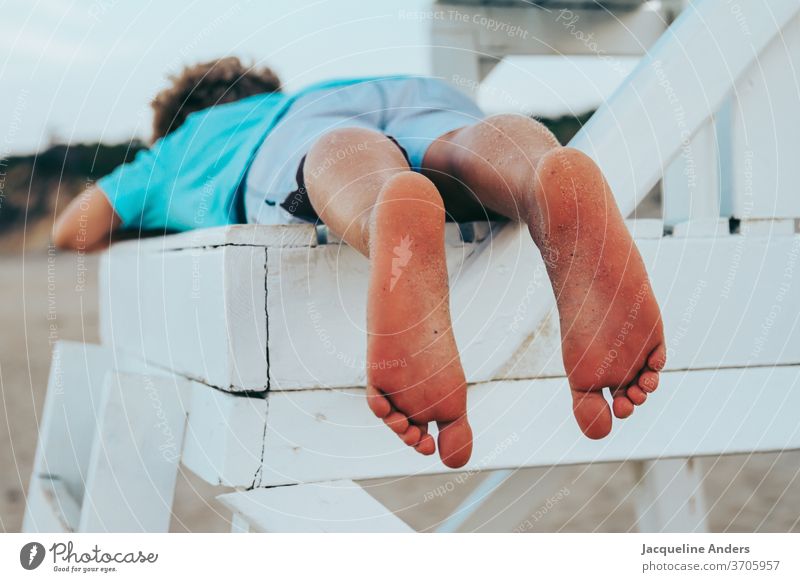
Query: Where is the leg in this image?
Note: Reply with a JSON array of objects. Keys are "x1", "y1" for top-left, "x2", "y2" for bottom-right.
[
  {"x1": 80, "y1": 368, "x2": 188, "y2": 532},
  {"x1": 632, "y1": 458, "x2": 709, "y2": 533},
  {"x1": 304, "y1": 127, "x2": 473, "y2": 468},
  {"x1": 24, "y1": 342, "x2": 110, "y2": 533},
  {"x1": 424, "y1": 114, "x2": 666, "y2": 439}
]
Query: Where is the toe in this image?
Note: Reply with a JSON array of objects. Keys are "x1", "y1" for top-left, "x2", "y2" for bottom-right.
[
  {"x1": 415, "y1": 433, "x2": 436, "y2": 455},
  {"x1": 366, "y1": 384, "x2": 392, "y2": 418},
  {"x1": 400, "y1": 424, "x2": 422, "y2": 446},
  {"x1": 639, "y1": 370, "x2": 659, "y2": 393},
  {"x1": 611, "y1": 388, "x2": 634, "y2": 419},
  {"x1": 436, "y1": 415, "x2": 473, "y2": 468},
  {"x1": 383, "y1": 411, "x2": 409, "y2": 434},
  {"x1": 647, "y1": 344, "x2": 667, "y2": 372},
  {"x1": 571, "y1": 389, "x2": 612, "y2": 439},
  {"x1": 628, "y1": 385, "x2": 647, "y2": 405}
]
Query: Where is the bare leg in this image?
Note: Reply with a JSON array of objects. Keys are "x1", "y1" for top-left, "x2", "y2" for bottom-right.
[
  {"x1": 304, "y1": 128, "x2": 473, "y2": 468},
  {"x1": 424, "y1": 114, "x2": 666, "y2": 439}
]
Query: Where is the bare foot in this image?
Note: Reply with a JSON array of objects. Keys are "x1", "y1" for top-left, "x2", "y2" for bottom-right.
[
  {"x1": 365, "y1": 172, "x2": 473, "y2": 468},
  {"x1": 528, "y1": 148, "x2": 666, "y2": 439}
]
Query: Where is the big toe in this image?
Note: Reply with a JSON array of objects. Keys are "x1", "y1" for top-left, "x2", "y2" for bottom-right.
[
  {"x1": 571, "y1": 389, "x2": 612, "y2": 439},
  {"x1": 436, "y1": 416, "x2": 473, "y2": 468}
]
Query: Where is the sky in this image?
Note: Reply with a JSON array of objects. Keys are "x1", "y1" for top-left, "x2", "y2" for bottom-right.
[{"x1": 1, "y1": 0, "x2": 638, "y2": 155}]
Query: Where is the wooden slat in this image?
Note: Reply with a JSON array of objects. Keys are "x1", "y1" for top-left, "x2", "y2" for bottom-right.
[
  {"x1": 101, "y1": 244, "x2": 268, "y2": 391},
  {"x1": 739, "y1": 219, "x2": 796, "y2": 236},
  {"x1": 181, "y1": 381, "x2": 267, "y2": 488},
  {"x1": 730, "y1": 11, "x2": 800, "y2": 220},
  {"x1": 505, "y1": 233, "x2": 800, "y2": 378},
  {"x1": 22, "y1": 341, "x2": 110, "y2": 533},
  {"x1": 625, "y1": 218, "x2": 663, "y2": 239},
  {"x1": 672, "y1": 219, "x2": 729, "y2": 238},
  {"x1": 239, "y1": 365, "x2": 800, "y2": 487},
  {"x1": 112, "y1": 224, "x2": 317, "y2": 252},
  {"x1": 663, "y1": 118, "x2": 721, "y2": 229},
  {"x1": 570, "y1": 0, "x2": 800, "y2": 219},
  {"x1": 324, "y1": 221, "x2": 470, "y2": 247},
  {"x1": 633, "y1": 458, "x2": 709, "y2": 533},
  {"x1": 79, "y1": 370, "x2": 189, "y2": 532},
  {"x1": 218, "y1": 480, "x2": 414, "y2": 532},
  {"x1": 439, "y1": 467, "x2": 571, "y2": 532},
  {"x1": 269, "y1": 233, "x2": 800, "y2": 388}
]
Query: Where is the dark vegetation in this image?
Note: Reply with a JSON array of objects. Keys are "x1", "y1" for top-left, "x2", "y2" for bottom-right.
[{"x1": 0, "y1": 141, "x2": 144, "y2": 230}]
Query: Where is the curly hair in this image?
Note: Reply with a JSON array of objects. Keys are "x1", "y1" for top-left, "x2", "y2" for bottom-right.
[{"x1": 150, "y1": 57, "x2": 281, "y2": 142}]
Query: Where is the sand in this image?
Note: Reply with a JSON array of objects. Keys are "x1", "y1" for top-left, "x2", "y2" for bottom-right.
[{"x1": 1, "y1": 251, "x2": 798, "y2": 532}]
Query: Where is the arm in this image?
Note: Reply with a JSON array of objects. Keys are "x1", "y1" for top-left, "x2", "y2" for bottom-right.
[{"x1": 52, "y1": 186, "x2": 122, "y2": 252}]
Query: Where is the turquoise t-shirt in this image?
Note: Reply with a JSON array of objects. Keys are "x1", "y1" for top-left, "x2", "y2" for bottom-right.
[{"x1": 98, "y1": 77, "x2": 402, "y2": 231}]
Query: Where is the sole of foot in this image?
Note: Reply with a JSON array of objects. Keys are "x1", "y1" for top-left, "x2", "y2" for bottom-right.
[
  {"x1": 365, "y1": 171, "x2": 473, "y2": 468},
  {"x1": 529, "y1": 148, "x2": 667, "y2": 439}
]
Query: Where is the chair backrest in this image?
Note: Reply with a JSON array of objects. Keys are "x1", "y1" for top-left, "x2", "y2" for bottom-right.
[{"x1": 570, "y1": 0, "x2": 800, "y2": 220}]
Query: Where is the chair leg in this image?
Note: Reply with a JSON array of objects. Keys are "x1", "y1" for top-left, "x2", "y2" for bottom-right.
[
  {"x1": 633, "y1": 458, "x2": 710, "y2": 533},
  {"x1": 23, "y1": 342, "x2": 110, "y2": 533},
  {"x1": 78, "y1": 368, "x2": 189, "y2": 532}
]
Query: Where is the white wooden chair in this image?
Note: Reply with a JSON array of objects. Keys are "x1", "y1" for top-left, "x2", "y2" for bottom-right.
[{"x1": 24, "y1": 0, "x2": 800, "y2": 533}]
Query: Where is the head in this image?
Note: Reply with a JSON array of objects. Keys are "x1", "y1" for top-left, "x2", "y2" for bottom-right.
[{"x1": 150, "y1": 57, "x2": 281, "y2": 143}]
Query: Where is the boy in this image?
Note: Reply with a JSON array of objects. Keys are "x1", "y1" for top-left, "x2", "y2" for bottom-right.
[{"x1": 54, "y1": 58, "x2": 665, "y2": 469}]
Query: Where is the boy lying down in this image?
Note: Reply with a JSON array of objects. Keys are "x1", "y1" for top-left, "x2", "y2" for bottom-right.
[{"x1": 54, "y1": 58, "x2": 665, "y2": 468}]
